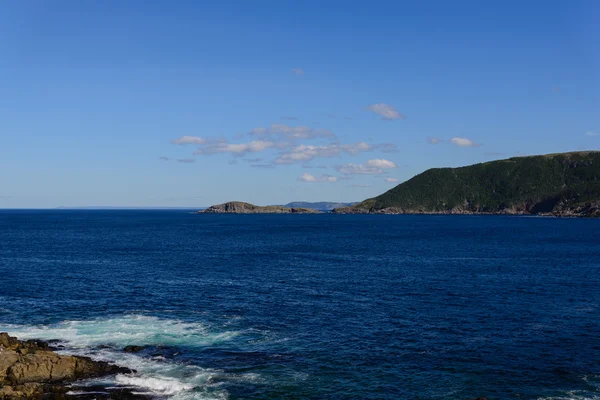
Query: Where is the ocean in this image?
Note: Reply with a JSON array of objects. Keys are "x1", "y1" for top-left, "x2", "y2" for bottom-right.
[{"x1": 0, "y1": 210, "x2": 599, "y2": 399}]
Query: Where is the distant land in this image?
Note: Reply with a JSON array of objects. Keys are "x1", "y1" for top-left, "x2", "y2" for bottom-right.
[
  {"x1": 334, "y1": 151, "x2": 600, "y2": 217},
  {"x1": 282, "y1": 201, "x2": 357, "y2": 211},
  {"x1": 200, "y1": 201, "x2": 321, "y2": 214}
]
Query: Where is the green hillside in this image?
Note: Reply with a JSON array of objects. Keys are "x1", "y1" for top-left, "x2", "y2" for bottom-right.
[{"x1": 336, "y1": 151, "x2": 600, "y2": 216}]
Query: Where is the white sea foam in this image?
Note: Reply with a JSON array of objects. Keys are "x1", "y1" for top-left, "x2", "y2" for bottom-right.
[
  {"x1": 1, "y1": 314, "x2": 238, "y2": 348},
  {"x1": 0, "y1": 315, "x2": 254, "y2": 400},
  {"x1": 115, "y1": 375, "x2": 195, "y2": 395}
]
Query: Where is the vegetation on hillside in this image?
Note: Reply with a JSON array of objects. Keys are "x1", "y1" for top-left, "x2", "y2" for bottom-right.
[{"x1": 337, "y1": 151, "x2": 600, "y2": 216}]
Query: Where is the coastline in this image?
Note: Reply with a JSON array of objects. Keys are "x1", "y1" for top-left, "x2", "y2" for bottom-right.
[{"x1": 0, "y1": 333, "x2": 146, "y2": 400}]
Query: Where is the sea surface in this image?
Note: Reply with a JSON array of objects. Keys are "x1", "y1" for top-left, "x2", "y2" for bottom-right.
[{"x1": 0, "y1": 210, "x2": 599, "y2": 400}]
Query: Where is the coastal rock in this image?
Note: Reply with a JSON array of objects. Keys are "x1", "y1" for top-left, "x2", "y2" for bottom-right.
[
  {"x1": 0, "y1": 333, "x2": 134, "y2": 399},
  {"x1": 200, "y1": 201, "x2": 321, "y2": 214},
  {"x1": 122, "y1": 345, "x2": 145, "y2": 353}
]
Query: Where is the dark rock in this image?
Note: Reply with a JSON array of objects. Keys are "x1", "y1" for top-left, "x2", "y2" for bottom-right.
[
  {"x1": 122, "y1": 345, "x2": 145, "y2": 353},
  {"x1": 0, "y1": 333, "x2": 137, "y2": 400}
]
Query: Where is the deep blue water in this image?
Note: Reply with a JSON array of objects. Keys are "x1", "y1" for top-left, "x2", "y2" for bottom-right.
[{"x1": 0, "y1": 210, "x2": 599, "y2": 400}]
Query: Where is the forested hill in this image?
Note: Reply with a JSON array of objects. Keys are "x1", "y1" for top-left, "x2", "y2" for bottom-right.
[{"x1": 334, "y1": 151, "x2": 600, "y2": 217}]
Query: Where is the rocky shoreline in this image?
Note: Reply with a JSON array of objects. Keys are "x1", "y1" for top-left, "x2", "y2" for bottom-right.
[
  {"x1": 0, "y1": 333, "x2": 145, "y2": 400},
  {"x1": 332, "y1": 201, "x2": 600, "y2": 217}
]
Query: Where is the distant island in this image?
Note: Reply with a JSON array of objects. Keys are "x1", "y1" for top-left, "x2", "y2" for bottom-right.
[
  {"x1": 200, "y1": 201, "x2": 321, "y2": 214},
  {"x1": 334, "y1": 151, "x2": 600, "y2": 217}
]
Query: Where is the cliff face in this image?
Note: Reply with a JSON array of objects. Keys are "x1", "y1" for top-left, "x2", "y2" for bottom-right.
[
  {"x1": 334, "y1": 151, "x2": 600, "y2": 217},
  {"x1": 200, "y1": 201, "x2": 321, "y2": 214}
]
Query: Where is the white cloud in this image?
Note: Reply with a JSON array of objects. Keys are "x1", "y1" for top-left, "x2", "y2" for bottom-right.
[
  {"x1": 298, "y1": 173, "x2": 337, "y2": 183},
  {"x1": 336, "y1": 163, "x2": 383, "y2": 175},
  {"x1": 276, "y1": 144, "x2": 339, "y2": 164},
  {"x1": 159, "y1": 156, "x2": 169, "y2": 161},
  {"x1": 281, "y1": 116, "x2": 297, "y2": 120},
  {"x1": 275, "y1": 142, "x2": 372, "y2": 164},
  {"x1": 385, "y1": 177, "x2": 399, "y2": 183},
  {"x1": 367, "y1": 103, "x2": 405, "y2": 120},
  {"x1": 195, "y1": 140, "x2": 275, "y2": 156},
  {"x1": 250, "y1": 127, "x2": 268, "y2": 135},
  {"x1": 251, "y1": 124, "x2": 335, "y2": 140},
  {"x1": 427, "y1": 137, "x2": 441, "y2": 144},
  {"x1": 337, "y1": 158, "x2": 397, "y2": 175},
  {"x1": 585, "y1": 131, "x2": 599, "y2": 137},
  {"x1": 451, "y1": 137, "x2": 479, "y2": 147},
  {"x1": 177, "y1": 158, "x2": 196, "y2": 163},
  {"x1": 291, "y1": 68, "x2": 304, "y2": 75},
  {"x1": 341, "y1": 142, "x2": 372, "y2": 155},
  {"x1": 171, "y1": 136, "x2": 205, "y2": 145},
  {"x1": 366, "y1": 159, "x2": 397, "y2": 169}
]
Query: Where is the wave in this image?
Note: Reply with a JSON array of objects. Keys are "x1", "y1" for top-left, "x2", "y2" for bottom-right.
[
  {"x1": 0, "y1": 314, "x2": 252, "y2": 399},
  {"x1": 538, "y1": 375, "x2": 600, "y2": 400},
  {"x1": 1, "y1": 314, "x2": 238, "y2": 348}
]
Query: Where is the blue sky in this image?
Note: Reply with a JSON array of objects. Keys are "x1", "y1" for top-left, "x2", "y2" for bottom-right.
[{"x1": 1, "y1": 1, "x2": 598, "y2": 208}]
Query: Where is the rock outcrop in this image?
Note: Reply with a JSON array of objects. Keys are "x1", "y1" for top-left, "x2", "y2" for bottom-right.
[
  {"x1": 199, "y1": 201, "x2": 321, "y2": 214},
  {"x1": 0, "y1": 333, "x2": 133, "y2": 399}
]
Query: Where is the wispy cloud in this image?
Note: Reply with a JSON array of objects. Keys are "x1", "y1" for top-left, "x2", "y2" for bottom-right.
[
  {"x1": 337, "y1": 158, "x2": 397, "y2": 175},
  {"x1": 194, "y1": 140, "x2": 275, "y2": 156},
  {"x1": 298, "y1": 173, "x2": 337, "y2": 183},
  {"x1": 377, "y1": 143, "x2": 399, "y2": 153},
  {"x1": 451, "y1": 137, "x2": 480, "y2": 147},
  {"x1": 367, "y1": 103, "x2": 405, "y2": 120},
  {"x1": 177, "y1": 158, "x2": 196, "y2": 163},
  {"x1": 280, "y1": 116, "x2": 298, "y2": 120},
  {"x1": 585, "y1": 131, "x2": 599, "y2": 137},
  {"x1": 250, "y1": 124, "x2": 335, "y2": 140},
  {"x1": 250, "y1": 127, "x2": 268, "y2": 135},
  {"x1": 427, "y1": 137, "x2": 441, "y2": 145},
  {"x1": 385, "y1": 177, "x2": 399, "y2": 183},
  {"x1": 366, "y1": 159, "x2": 397, "y2": 168},
  {"x1": 344, "y1": 116, "x2": 353, "y2": 120},
  {"x1": 171, "y1": 136, "x2": 205, "y2": 145},
  {"x1": 336, "y1": 163, "x2": 382, "y2": 175},
  {"x1": 347, "y1": 184, "x2": 372, "y2": 188},
  {"x1": 250, "y1": 164, "x2": 275, "y2": 169},
  {"x1": 291, "y1": 68, "x2": 304, "y2": 75},
  {"x1": 159, "y1": 156, "x2": 170, "y2": 161},
  {"x1": 328, "y1": 113, "x2": 336, "y2": 118},
  {"x1": 275, "y1": 142, "x2": 372, "y2": 164}
]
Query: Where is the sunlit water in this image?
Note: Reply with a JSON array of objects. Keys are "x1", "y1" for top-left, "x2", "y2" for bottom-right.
[{"x1": 0, "y1": 210, "x2": 599, "y2": 399}]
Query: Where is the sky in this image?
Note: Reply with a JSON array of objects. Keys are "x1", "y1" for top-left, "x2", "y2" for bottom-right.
[{"x1": 0, "y1": 0, "x2": 598, "y2": 208}]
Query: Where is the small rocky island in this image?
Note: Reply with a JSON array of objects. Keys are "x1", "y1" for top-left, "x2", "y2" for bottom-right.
[
  {"x1": 0, "y1": 333, "x2": 139, "y2": 400},
  {"x1": 199, "y1": 201, "x2": 321, "y2": 214}
]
